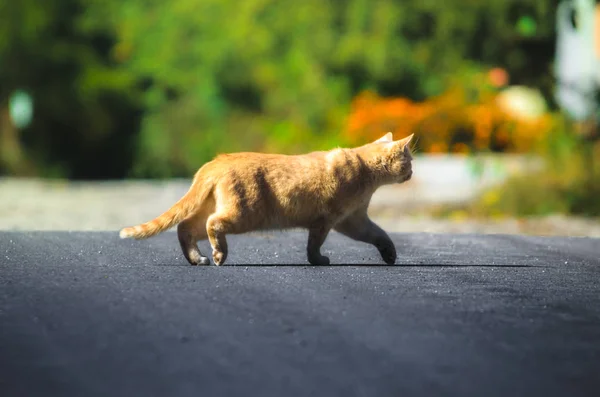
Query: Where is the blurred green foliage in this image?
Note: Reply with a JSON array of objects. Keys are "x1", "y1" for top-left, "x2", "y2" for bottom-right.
[
  {"x1": 472, "y1": 124, "x2": 600, "y2": 217},
  {"x1": 0, "y1": 0, "x2": 558, "y2": 179}
]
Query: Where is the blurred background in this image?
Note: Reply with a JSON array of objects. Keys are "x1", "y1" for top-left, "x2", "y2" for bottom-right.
[{"x1": 1, "y1": 0, "x2": 600, "y2": 236}]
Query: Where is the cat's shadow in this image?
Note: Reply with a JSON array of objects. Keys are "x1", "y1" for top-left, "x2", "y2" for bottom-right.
[{"x1": 152, "y1": 262, "x2": 536, "y2": 268}]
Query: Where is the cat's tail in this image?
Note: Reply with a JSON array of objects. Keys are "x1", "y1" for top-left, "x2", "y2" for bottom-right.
[{"x1": 119, "y1": 178, "x2": 211, "y2": 240}]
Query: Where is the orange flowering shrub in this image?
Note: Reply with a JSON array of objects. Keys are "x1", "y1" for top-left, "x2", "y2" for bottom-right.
[{"x1": 345, "y1": 83, "x2": 556, "y2": 154}]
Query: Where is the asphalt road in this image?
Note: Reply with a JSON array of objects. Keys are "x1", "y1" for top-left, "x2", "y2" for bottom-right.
[{"x1": 1, "y1": 231, "x2": 599, "y2": 397}]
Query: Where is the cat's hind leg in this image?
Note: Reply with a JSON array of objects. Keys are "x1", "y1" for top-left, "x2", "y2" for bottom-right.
[
  {"x1": 177, "y1": 218, "x2": 210, "y2": 266},
  {"x1": 206, "y1": 213, "x2": 232, "y2": 266},
  {"x1": 334, "y1": 211, "x2": 397, "y2": 264}
]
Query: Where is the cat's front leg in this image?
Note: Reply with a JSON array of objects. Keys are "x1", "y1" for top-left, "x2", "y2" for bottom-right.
[
  {"x1": 206, "y1": 214, "x2": 230, "y2": 265},
  {"x1": 307, "y1": 223, "x2": 331, "y2": 265},
  {"x1": 334, "y1": 212, "x2": 397, "y2": 265},
  {"x1": 373, "y1": 235, "x2": 397, "y2": 265}
]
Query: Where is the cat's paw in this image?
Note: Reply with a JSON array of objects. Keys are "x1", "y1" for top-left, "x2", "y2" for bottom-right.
[
  {"x1": 189, "y1": 251, "x2": 211, "y2": 266},
  {"x1": 308, "y1": 254, "x2": 330, "y2": 266},
  {"x1": 212, "y1": 250, "x2": 227, "y2": 266},
  {"x1": 190, "y1": 256, "x2": 211, "y2": 266},
  {"x1": 378, "y1": 244, "x2": 397, "y2": 265}
]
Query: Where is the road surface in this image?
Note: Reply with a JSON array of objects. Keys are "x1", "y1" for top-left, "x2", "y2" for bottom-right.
[{"x1": 1, "y1": 231, "x2": 599, "y2": 397}]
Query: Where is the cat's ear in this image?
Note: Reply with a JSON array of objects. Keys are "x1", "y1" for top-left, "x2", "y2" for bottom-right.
[
  {"x1": 395, "y1": 134, "x2": 414, "y2": 150},
  {"x1": 374, "y1": 132, "x2": 393, "y2": 143}
]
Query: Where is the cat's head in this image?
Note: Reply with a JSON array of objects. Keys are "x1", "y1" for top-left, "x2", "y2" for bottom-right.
[{"x1": 372, "y1": 132, "x2": 414, "y2": 183}]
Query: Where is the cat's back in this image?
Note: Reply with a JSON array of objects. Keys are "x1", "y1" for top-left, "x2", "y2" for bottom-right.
[
  {"x1": 204, "y1": 150, "x2": 336, "y2": 201},
  {"x1": 213, "y1": 151, "x2": 294, "y2": 166},
  {"x1": 209, "y1": 151, "x2": 327, "y2": 177}
]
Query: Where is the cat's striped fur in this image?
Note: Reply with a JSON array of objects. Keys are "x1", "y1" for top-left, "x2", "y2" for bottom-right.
[{"x1": 120, "y1": 133, "x2": 413, "y2": 265}]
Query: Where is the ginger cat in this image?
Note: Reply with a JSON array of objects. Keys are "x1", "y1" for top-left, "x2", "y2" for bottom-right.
[{"x1": 120, "y1": 132, "x2": 414, "y2": 266}]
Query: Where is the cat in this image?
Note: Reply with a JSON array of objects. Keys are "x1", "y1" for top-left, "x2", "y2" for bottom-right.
[{"x1": 120, "y1": 132, "x2": 414, "y2": 266}]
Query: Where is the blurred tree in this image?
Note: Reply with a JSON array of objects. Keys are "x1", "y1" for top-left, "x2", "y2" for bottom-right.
[
  {"x1": 1, "y1": 0, "x2": 560, "y2": 178},
  {"x1": 0, "y1": 0, "x2": 141, "y2": 178},
  {"x1": 81, "y1": 0, "x2": 558, "y2": 177}
]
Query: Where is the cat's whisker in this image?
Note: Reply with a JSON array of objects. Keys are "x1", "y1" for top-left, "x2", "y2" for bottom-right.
[{"x1": 410, "y1": 136, "x2": 422, "y2": 154}]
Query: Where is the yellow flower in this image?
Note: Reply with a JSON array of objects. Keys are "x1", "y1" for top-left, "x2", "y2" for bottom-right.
[{"x1": 482, "y1": 190, "x2": 500, "y2": 207}]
